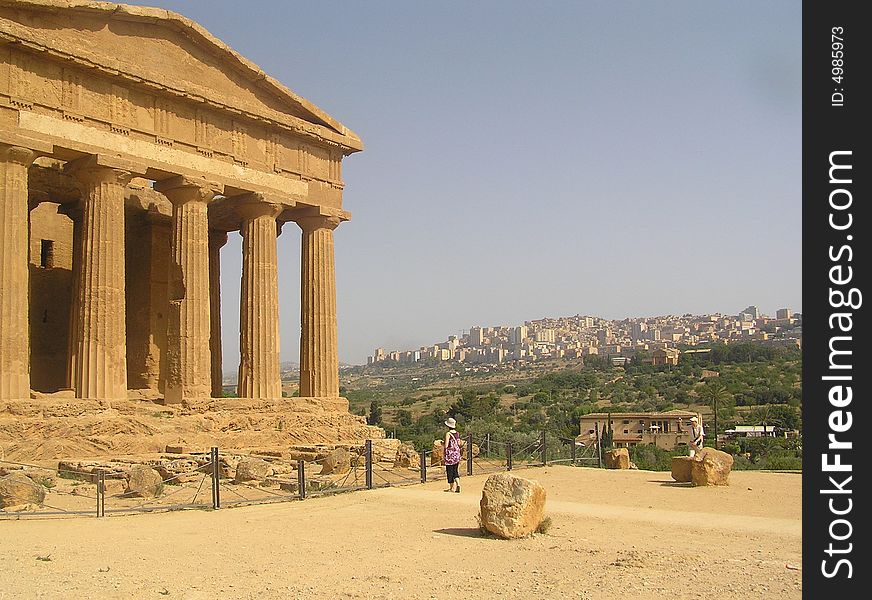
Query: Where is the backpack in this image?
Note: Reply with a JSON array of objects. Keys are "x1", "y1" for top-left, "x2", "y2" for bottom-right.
[{"x1": 444, "y1": 431, "x2": 461, "y2": 465}]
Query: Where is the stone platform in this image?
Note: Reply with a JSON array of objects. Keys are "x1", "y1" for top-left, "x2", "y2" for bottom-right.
[{"x1": 0, "y1": 394, "x2": 382, "y2": 461}]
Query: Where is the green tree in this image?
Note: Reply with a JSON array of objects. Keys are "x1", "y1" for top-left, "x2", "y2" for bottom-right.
[
  {"x1": 367, "y1": 400, "x2": 383, "y2": 426},
  {"x1": 699, "y1": 381, "x2": 732, "y2": 448},
  {"x1": 396, "y1": 409, "x2": 413, "y2": 427}
]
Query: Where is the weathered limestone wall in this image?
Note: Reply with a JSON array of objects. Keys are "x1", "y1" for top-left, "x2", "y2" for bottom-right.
[
  {"x1": 125, "y1": 211, "x2": 170, "y2": 392},
  {"x1": 28, "y1": 202, "x2": 73, "y2": 392}
]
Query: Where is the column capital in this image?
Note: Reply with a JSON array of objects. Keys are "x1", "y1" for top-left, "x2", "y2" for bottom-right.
[
  {"x1": 63, "y1": 155, "x2": 141, "y2": 187},
  {"x1": 235, "y1": 192, "x2": 283, "y2": 222},
  {"x1": 0, "y1": 144, "x2": 38, "y2": 167},
  {"x1": 154, "y1": 175, "x2": 221, "y2": 205},
  {"x1": 296, "y1": 214, "x2": 342, "y2": 232}
]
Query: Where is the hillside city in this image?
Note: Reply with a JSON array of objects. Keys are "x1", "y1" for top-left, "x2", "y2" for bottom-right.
[{"x1": 366, "y1": 306, "x2": 802, "y2": 368}]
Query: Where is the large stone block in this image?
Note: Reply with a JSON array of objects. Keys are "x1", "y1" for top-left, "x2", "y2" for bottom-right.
[
  {"x1": 318, "y1": 448, "x2": 350, "y2": 475},
  {"x1": 671, "y1": 456, "x2": 694, "y2": 482},
  {"x1": 479, "y1": 472, "x2": 547, "y2": 539},
  {"x1": 691, "y1": 447, "x2": 734, "y2": 486},
  {"x1": 124, "y1": 465, "x2": 164, "y2": 498},
  {"x1": 235, "y1": 458, "x2": 275, "y2": 482},
  {"x1": 393, "y1": 443, "x2": 420, "y2": 469},
  {"x1": 431, "y1": 440, "x2": 444, "y2": 466},
  {"x1": 604, "y1": 448, "x2": 630, "y2": 469},
  {"x1": 0, "y1": 473, "x2": 46, "y2": 509}
]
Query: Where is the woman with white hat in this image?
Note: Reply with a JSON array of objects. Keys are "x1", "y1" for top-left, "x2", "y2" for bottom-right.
[
  {"x1": 443, "y1": 417, "x2": 462, "y2": 492},
  {"x1": 688, "y1": 416, "x2": 705, "y2": 457}
]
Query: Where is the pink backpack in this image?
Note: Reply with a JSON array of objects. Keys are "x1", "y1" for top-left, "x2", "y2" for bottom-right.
[{"x1": 444, "y1": 431, "x2": 461, "y2": 465}]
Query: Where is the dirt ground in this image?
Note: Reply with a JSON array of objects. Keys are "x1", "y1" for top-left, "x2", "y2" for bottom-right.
[{"x1": 0, "y1": 466, "x2": 801, "y2": 600}]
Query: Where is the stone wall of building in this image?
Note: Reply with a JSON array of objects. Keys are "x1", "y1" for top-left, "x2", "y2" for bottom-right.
[{"x1": 28, "y1": 202, "x2": 73, "y2": 392}]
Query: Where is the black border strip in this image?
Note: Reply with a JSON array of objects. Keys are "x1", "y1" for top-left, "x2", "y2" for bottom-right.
[{"x1": 803, "y1": 1, "x2": 868, "y2": 595}]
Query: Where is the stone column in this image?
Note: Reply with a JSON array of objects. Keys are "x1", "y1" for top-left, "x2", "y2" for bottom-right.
[
  {"x1": 0, "y1": 145, "x2": 37, "y2": 400},
  {"x1": 155, "y1": 177, "x2": 219, "y2": 404},
  {"x1": 59, "y1": 202, "x2": 83, "y2": 390},
  {"x1": 237, "y1": 197, "x2": 282, "y2": 398},
  {"x1": 67, "y1": 162, "x2": 132, "y2": 400},
  {"x1": 209, "y1": 230, "x2": 228, "y2": 398},
  {"x1": 297, "y1": 214, "x2": 341, "y2": 398}
]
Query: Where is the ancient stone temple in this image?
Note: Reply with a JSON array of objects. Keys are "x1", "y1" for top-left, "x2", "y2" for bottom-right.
[{"x1": 0, "y1": 0, "x2": 361, "y2": 404}]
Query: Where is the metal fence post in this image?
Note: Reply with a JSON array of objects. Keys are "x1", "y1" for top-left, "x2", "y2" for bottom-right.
[
  {"x1": 466, "y1": 433, "x2": 474, "y2": 476},
  {"x1": 540, "y1": 429, "x2": 547, "y2": 466},
  {"x1": 507, "y1": 442, "x2": 513, "y2": 471},
  {"x1": 96, "y1": 469, "x2": 105, "y2": 517},
  {"x1": 419, "y1": 451, "x2": 427, "y2": 483},
  {"x1": 365, "y1": 439, "x2": 373, "y2": 489},
  {"x1": 298, "y1": 460, "x2": 306, "y2": 500},
  {"x1": 211, "y1": 446, "x2": 220, "y2": 509},
  {"x1": 486, "y1": 433, "x2": 491, "y2": 458}
]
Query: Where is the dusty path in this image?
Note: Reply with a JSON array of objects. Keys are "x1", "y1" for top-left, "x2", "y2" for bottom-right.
[{"x1": 1, "y1": 467, "x2": 801, "y2": 600}]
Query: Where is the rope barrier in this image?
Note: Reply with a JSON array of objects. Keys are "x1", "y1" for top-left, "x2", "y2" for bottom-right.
[{"x1": 3, "y1": 430, "x2": 579, "y2": 518}]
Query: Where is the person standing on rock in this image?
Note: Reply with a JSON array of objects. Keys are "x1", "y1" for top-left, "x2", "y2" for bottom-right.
[
  {"x1": 688, "y1": 416, "x2": 705, "y2": 457},
  {"x1": 443, "y1": 417, "x2": 462, "y2": 493}
]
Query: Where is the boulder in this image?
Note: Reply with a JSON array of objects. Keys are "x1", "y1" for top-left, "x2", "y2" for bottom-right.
[
  {"x1": 459, "y1": 440, "x2": 480, "y2": 459},
  {"x1": 479, "y1": 472, "x2": 547, "y2": 539},
  {"x1": 393, "y1": 443, "x2": 420, "y2": 469},
  {"x1": 431, "y1": 441, "x2": 444, "y2": 466},
  {"x1": 124, "y1": 466, "x2": 164, "y2": 498},
  {"x1": 691, "y1": 448, "x2": 733, "y2": 486},
  {"x1": 370, "y1": 439, "x2": 401, "y2": 462},
  {"x1": 0, "y1": 473, "x2": 46, "y2": 509},
  {"x1": 671, "y1": 456, "x2": 694, "y2": 482},
  {"x1": 318, "y1": 448, "x2": 350, "y2": 475},
  {"x1": 604, "y1": 448, "x2": 630, "y2": 469},
  {"x1": 235, "y1": 458, "x2": 275, "y2": 482}
]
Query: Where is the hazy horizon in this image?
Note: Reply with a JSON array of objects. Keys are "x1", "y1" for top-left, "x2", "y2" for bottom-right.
[{"x1": 144, "y1": 1, "x2": 801, "y2": 368}]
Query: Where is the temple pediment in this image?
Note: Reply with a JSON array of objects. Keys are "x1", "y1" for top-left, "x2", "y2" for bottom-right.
[{"x1": 0, "y1": 0, "x2": 361, "y2": 152}]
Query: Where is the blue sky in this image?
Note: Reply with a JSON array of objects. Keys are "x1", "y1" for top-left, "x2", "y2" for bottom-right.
[{"x1": 147, "y1": 1, "x2": 801, "y2": 367}]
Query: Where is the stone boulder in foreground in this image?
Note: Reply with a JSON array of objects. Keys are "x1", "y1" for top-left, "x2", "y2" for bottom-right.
[
  {"x1": 691, "y1": 447, "x2": 734, "y2": 486},
  {"x1": 671, "y1": 456, "x2": 694, "y2": 482},
  {"x1": 0, "y1": 473, "x2": 46, "y2": 509},
  {"x1": 479, "y1": 472, "x2": 546, "y2": 539}
]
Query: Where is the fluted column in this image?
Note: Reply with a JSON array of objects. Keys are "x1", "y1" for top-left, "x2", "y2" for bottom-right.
[
  {"x1": 155, "y1": 177, "x2": 219, "y2": 403},
  {"x1": 59, "y1": 202, "x2": 83, "y2": 390},
  {"x1": 0, "y1": 145, "x2": 37, "y2": 400},
  {"x1": 237, "y1": 197, "x2": 282, "y2": 398},
  {"x1": 67, "y1": 162, "x2": 133, "y2": 399},
  {"x1": 297, "y1": 215, "x2": 341, "y2": 398},
  {"x1": 209, "y1": 230, "x2": 228, "y2": 398}
]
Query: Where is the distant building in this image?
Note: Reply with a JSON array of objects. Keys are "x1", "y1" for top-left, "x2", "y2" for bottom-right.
[
  {"x1": 776, "y1": 308, "x2": 793, "y2": 320},
  {"x1": 509, "y1": 326, "x2": 528, "y2": 345},
  {"x1": 470, "y1": 326, "x2": 484, "y2": 347},
  {"x1": 535, "y1": 329, "x2": 555, "y2": 343},
  {"x1": 651, "y1": 348, "x2": 680, "y2": 366},
  {"x1": 742, "y1": 305, "x2": 760, "y2": 319},
  {"x1": 723, "y1": 425, "x2": 798, "y2": 439},
  {"x1": 579, "y1": 410, "x2": 701, "y2": 450}
]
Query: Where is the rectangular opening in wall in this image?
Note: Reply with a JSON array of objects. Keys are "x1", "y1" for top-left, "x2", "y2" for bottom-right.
[{"x1": 40, "y1": 239, "x2": 55, "y2": 269}]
